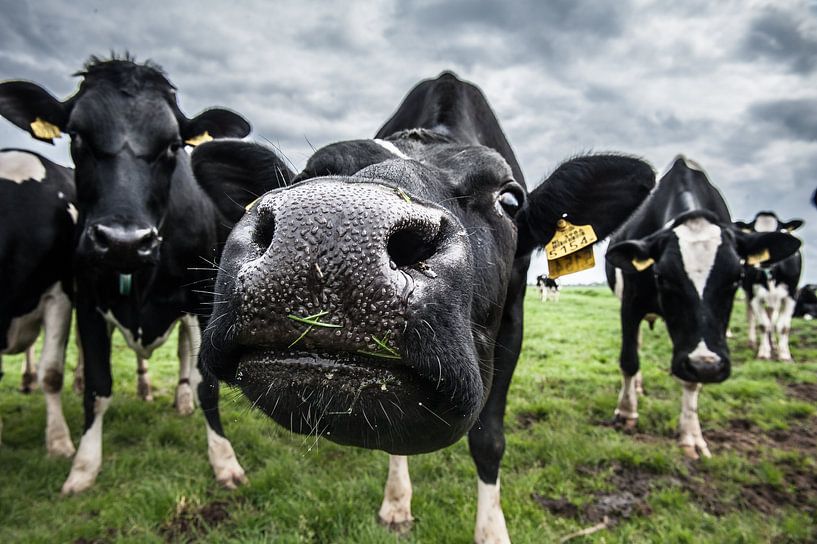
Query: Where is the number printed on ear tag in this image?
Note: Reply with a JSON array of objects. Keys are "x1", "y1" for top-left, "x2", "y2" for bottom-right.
[
  {"x1": 545, "y1": 219, "x2": 598, "y2": 260},
  {"x1": 547, "y1": 245, "x2": 595, "y2": 278}
]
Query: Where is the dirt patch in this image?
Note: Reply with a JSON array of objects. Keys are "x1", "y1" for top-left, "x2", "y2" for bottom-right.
[
  {"x1": 160, "y1": 498, "x2": 233, "y2": 543},
  {"x1": 516, "y1": 410, "x2": 548, "y2": 429},
  {"x1": 787, "y1": 382, "x2": 817, "y2": 403},
  {"x1": 706, "y1": 417, "x2": 817, "y2": 456}
]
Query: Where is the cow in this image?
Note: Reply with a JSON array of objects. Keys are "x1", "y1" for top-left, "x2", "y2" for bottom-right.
[
  {"x1": 605, "y1": 156, "x2": 801, "y2": 459},
  {"x1": 0, "y1": 149, "x2": 75, "y2": 456},
  {"x1": 733, "y1": 212, "x2": 804, "y2": 361},
  {"x1": 535, "y1": 274, "x2": 559, "y2": 302},
  {"x1": 0, "y1": 56, "x2": 285, "y2": 494},
  {"x1": 189, "y1": 71, "x2": 656, "y2": 543},
  {"x1": 794, "y1": 284, "x2": 817, "y2": 319}
]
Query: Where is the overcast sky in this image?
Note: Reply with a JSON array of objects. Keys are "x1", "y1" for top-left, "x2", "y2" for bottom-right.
[{"x1": 1, "y1": 0, "x2": 815, "y2": 284}]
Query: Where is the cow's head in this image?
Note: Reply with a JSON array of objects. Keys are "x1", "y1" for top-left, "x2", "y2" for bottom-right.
[
  {"x1": 0, "y1": 56, "x2": 250, "y2": 272},
  {"x1": 607, "y1": 209, "x2": 800, "y2": 383},
  {"x1": 734, "y1": 211, "x2": 804, "y2": 234},
  {"x1": 192, "y1": 133, "x2": 654, "y2": 454}
]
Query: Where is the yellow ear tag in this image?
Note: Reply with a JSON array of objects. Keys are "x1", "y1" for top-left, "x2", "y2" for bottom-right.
[
  {"x1": 30, "y1": 117, "x2": 61, "y2": 140},
  {"x1": 747, "y1": 248, "x2": 771, "y2": 266},
  {"x1": 185, "y1": 131, "x2": 213, "y2": 147},
  {"x1": 244, "y1": 196, "x2": 261, "y2": 212},
  {"x1": 544, "y1": 219, "x2": 598, "y2": 260},
  {"x1": 548, "y1": 246, "x2": 595, "y2": 278},
  {"x1": 632, "y1": 257, "x2": 655, "y2": 272}
]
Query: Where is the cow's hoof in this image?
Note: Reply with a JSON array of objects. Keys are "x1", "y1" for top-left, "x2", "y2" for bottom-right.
[
  {"x1": 681, "y1": 444, "x2": 711, "y2": 460},
  {"x1": 612, "y1": 414, "x2": 638, "y2": 431},
  {"x1": 175, "y1": 384, "x2": 195, "y2": 416},
  {"x1": 216, "y1": 465, "x2": 248, "y2": 490},
  {"x1": 61, "y1": 470, "x2": 97, "y2": 495},
  {"x1": 47, "y1": 436, "x2": 76, "y2": 458},
  {"x1": 378, "y1": 515, "x2": 414, "y2": 535}
]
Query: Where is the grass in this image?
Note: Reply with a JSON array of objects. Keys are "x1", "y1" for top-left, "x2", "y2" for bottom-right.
[{"x1": 1, "y1": 287, "x2": 815, "y2": 543}]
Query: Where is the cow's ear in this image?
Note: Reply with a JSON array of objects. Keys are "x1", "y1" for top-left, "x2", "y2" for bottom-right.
[
  {"x1": 191, "y1": 139, "x2": 294, "y2": 224},
  {"x1": 182, "y1": 108, "x2": 251, "y2": 146},
  {"x1": 0, "y1": 81, "x2": 67, "y2": 144},
  {"x1": 734, "y1": 230, "x2": 801, "y2": 265},
  {"x1": 779, "y1": 218, "x2": 804, "y2": 232},
  {"x1": 733, "y1": 220, "x2": 753, "y2": 233},
  {"x1": 515, "y1": 155, "x2": 655, "y2": 256},
  {"x1": 605, "y1": 230, "x2": 668, "y2": 273}
]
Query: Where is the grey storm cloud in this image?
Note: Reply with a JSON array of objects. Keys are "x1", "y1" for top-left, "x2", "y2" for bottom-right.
[{"x1": 0, "y1": 0, "x2": 816, "y2": 284}]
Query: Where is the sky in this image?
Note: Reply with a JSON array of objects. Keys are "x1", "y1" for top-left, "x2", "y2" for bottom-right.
[{"x1": 1, "y1": 0, "x2": 815, "y2": 285}]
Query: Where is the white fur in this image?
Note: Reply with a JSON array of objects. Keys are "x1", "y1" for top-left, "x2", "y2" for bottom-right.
[
  {"x1": 614, "y1": 268, "x2": 624, "y2": 300},
  {"x1": 66, "y1": 202, "x2": 78, "y2": 223},
  {"x1": 475, "y1": 477, "x2": 510, "y2": 544},
  {"x1": 372, "y1": 139, "x2": 409, "y2": 159},
  {"x1": 615, "y1": 371, "x2": 639, "y2": 420},
  {"x1": 175, "y1": 315, "x2": 198, "y2": 415},
  {"x1": 687, "y1": 340, "x2": 721, "y2": 366},
  {"x1": 678, "y1": 381, "x2": 711, "y2": 458},
  {"x1": 62, "y1": 395, "x2": 112, "y2": 494},
  {"x1": 749, "y1": 281, "x2": 794, "y2": 360},
  {"x1": 98, "y1": 310, "x2": 176, "y2": 360},
  {"x1": 0, "y1": 150, "x2": 46, "y2": 183},
  {"x1": 753, "y1": 214, "x2": 778, "y2": 232},
  {"x1": 206, "y1": 424, "x2": 247, "y2": 489},
  {"x1": 673, "y1": 218, "x2": 722, "y2": 297},
  {"x1": 378, "y1": 455, "x2": 413, "y2": 526}
]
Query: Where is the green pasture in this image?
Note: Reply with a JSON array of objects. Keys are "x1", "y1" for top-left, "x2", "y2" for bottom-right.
[{"x1": 1, "y1": 286, "x2": 815, "y2": 543}]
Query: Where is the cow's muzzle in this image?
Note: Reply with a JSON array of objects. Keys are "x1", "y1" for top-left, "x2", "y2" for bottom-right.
[{"x1": 81, "y1": 222, "x2": 161, "y2": 271}]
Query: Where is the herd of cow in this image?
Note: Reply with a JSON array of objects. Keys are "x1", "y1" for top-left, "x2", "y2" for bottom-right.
[{"x1": 0, "y1": 56, "x2": 811, "y2": 543}]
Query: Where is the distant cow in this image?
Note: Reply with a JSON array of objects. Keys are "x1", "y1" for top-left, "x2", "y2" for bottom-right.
[
  {"x1": 536, "y1": 274, "x2": 559, "y2": 302},
  {"x1": 794, "y1": 284, "x2": 817, "y2": 319},
  {"x1": 0, "y1": 149, "x2": 75, "y2": 457},
  {"x1": 191, "y1": 71, "x2": 655, "y2": 543},
  {"x1": 734, "y1": 212, "x2": 803, "y2": 360},
  {"x1": 606, "y1": 156, "x2": 800, "y2": 459},
  {"x1": 0, "y1": 56, "x2": 282, "y2": 494}
]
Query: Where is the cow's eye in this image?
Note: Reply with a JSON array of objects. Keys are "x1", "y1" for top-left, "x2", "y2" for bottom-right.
[
  {"x1": 497, "y1": 184, "x2": 525, "y2": 217},
  {"x1": 161, "y1": 140, "x2": 183, "y2": 160}
]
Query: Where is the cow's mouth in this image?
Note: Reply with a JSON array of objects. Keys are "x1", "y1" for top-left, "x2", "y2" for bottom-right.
[{"x1": 234, "y1": 348, "x2": 473, "y2": 454}]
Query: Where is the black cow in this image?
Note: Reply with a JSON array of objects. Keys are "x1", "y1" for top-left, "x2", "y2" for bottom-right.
[
  {"x1": 734, "y1": 212, "x2": 803, "y2": 361},
  {"x1": 0, "y1": 56, "x2": 284, "y2": 494},
  {"x1": 535, "y1": 274, "x2": 559, "y2": 302},
  {"x1": 0, "y1": 149, "x2": 75, "y2": 456},
  {"x1": 606, "y1": 156, "x2": 800, "y2": 459},
  {"x1": 191, "y1": 72, "x2": 655, "y2": 542},
  {"x1": 794, "y1": 284, "x2": 817, "y2": 319}
]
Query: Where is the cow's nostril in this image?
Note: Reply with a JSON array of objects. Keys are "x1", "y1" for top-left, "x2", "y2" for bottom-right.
[
  {"x1": 253, "y1": 212, "x2": 275, "y2": 250},
  {"x1": 388, "y1": 226, "x2": 438, "y2": 268}
]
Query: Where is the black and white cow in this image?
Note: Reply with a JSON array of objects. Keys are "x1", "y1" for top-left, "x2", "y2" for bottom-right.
[
  {"x1": 535, "y1": 274, "x2": 559, "y2": 302},
  {"x1": 734, "y1": 212, "x2": 803, "y2": 361},
  {"x1": 0, "y1": 56, "x2": 284, "y2": 493},
  {"x1": 794, "y1": 284, "x2": 817, "y2": 319},
  {"x1": 190, "y1": 71, "x2": 655, "y2": 542},
  {"x1": 0, "y1": 149, "x2": 75, "y2": 456},
  {"x1": 606, "y1": 157, "x2": 801, "y2": 459}
]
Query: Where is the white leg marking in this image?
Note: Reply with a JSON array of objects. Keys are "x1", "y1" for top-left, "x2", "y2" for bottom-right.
[
  {"x1": 679, "y1": 382, "x2": 710, "y2": 459},
  {"x1": 175, "y1": 315, "x2": 198, "y2": 416},
  {"x1": 206, "y1": 424, "x2": 247, "y2": 489},
  {"x1": 38, "y1": 283, "x2": 74, "y2": 456},
  {"x1": 776, "y1": 295, "x2": 796, "y2": 361},
  {"x1": 615, "y1": 371, "x2": 639, "y2": 424},
  {"x1": 62, "y1": 396, "x2": 112, "y2": 494},
  {"x1": 136, "y1": 356, "x2": 153, "y2": 401},
  {"x1": 475, "y1": 476, "x2": 510, "y2": 544},
  {"x1": 21, "y1": 344, "x2": 38, "y2": 392},
  {"x1": 746, "y1": 300, "x2": 757, "y2": 348},
  {"x1": 378, "y1": 455, "x2": 414, "y2": 530},
  {"x1": 751, "y1": 291, "x2": 773, "y2": 359},
  {"x1": 614, "y1": 268, "x2": 624, "y2": 301}
]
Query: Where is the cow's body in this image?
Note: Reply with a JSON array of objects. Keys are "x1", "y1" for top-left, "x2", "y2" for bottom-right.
[
  {"x1": 0, "y1": 57, "x2": 276, "y2": 493},
  {"x1": 192, "y1": 72, "x2": 656, "y2": 542},
  {"x1": 535, "y1": 274, "x2": 559, "y2": 302},
  {"x1": 734, "y1": 212, "x2": 803, "y2": 361},
  {"x1": 794, "y1": 284, "x2": 817, "y2": 319},
  {"x1": 0, "y1": 149, "x2": 75, "y2": 456},
  {"x1": 606, "y1": 157, "x2": 800, "y2": 459}
]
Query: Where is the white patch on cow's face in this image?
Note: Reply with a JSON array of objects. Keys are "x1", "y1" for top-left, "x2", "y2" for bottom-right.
[
  {"x1": 0, "y1": 150, "x2": 46, "y2": 183},
  {"x1": 688, "y1": 340, "x2": 721, "y2": 366},
  {"x1": 372, "y1": 139, "x2": 409, "y2": 159},
  {"x1": 673, "y1": 218, "x2": 722, "y2": 297},
  {"x1": 753, "y1": 214, "x2": 778, "y2": 232},
  {"x1": 67, "y1": 203, "x2": 79, "y2": 224},
  {"x1": 61, "y1": 395, "x2": 111, "y2": 494},
  {"x1": 475, "y1": 477, "x2": 510, "y2": 544}
]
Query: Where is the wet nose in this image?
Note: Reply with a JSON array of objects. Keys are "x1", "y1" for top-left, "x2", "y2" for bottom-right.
[
  {"x1": 687, "y1": 344, "x2": 727, "y2": 381},
  {"x1": 237, "y1": 180, "x2": 461, "y2": 353},
  {"x1": 88, "y1": 223, "x2": 160, "y2": 264}
]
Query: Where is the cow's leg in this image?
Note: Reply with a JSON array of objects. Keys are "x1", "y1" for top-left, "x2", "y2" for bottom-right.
[
  {"x1": 174, "y1": 315, "x2": 196, "y2": 416},
  {"x1": 38, "y1": 285, "x2": 75, "y2": 457},
  {"x1": 679, "y1": 381, "x2": 710, "y2": 459},
  {"x1": 615, "y1": 310, "x2": 642, "y2": 429},
  {"x1": 62, "y1": 302, "x2": 112, "y2": 494},
  {"x1": 73, "y1": 334, "x2": 84, "y2": 394},
  {"x1": 775, "y1": 295, "x2": 796, "y2": 361},
  {"x1": 539, "y1": 287, "x2": 545, "y2": 302},
  {"x1": 752, "y1": 295, "x2": 773, "y2": 359},
  {"x1": 136, "y1": 356, "x2": 153, "y2": 401},
  {"x1": 746, "y1": 299, "x2": 757, "y2": 349},
  {"x1": 191, "y1": 316, "x2": 246, "y2": 488},
  {"x1": 378, "y1": 454, "x2": 414, "y2": 533},
  {"x1": 468, "y1": 286, "x2": 523, "y2": 544},
  {"x1": 20, "y1": 344, "x2": 38, "y2": 393}
]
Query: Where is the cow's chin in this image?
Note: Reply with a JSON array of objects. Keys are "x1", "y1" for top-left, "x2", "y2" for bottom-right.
[{"x1": 235, "y1": 349, "x2": 475, "y2": 454}]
